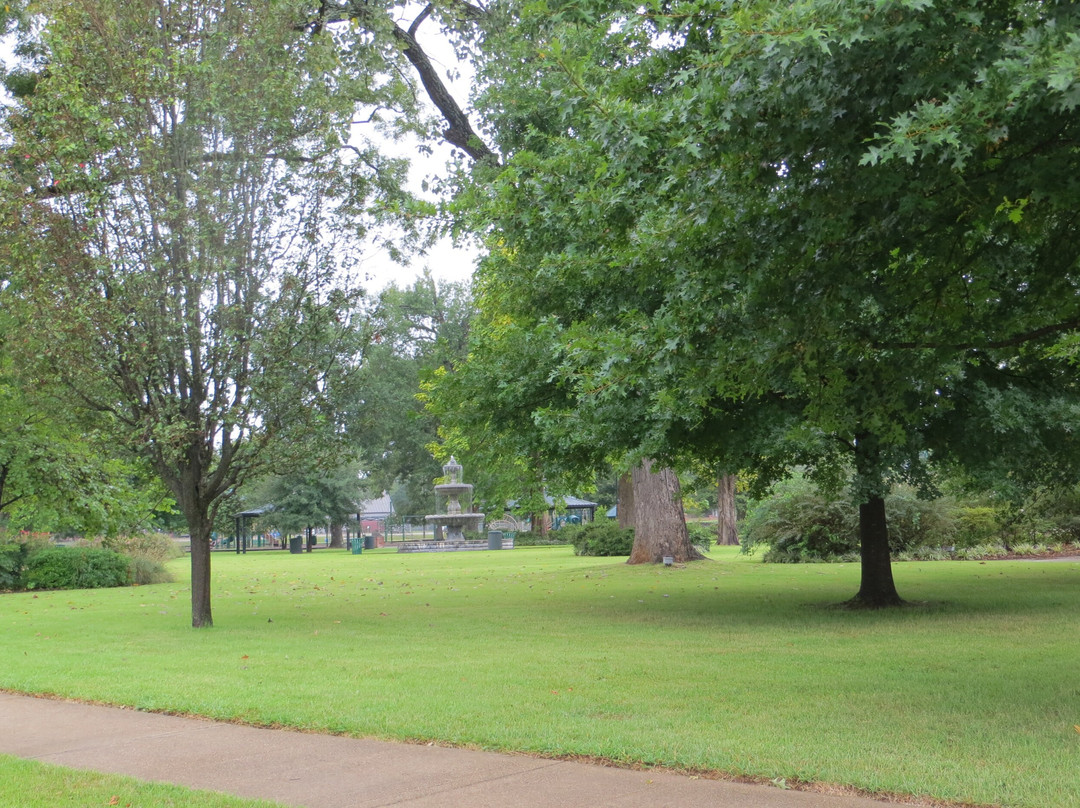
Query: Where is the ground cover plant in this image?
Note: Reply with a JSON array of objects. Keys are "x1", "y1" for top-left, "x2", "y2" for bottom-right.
[
  {"x1": 1, "y1": 546, "x2": 1077, "y2": 807},
  {"x1": 0, "y1": 755, "x2": 287, "y2": 808}
]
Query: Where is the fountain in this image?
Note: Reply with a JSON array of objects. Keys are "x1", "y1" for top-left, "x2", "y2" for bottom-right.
[
  {"x1": 427, "y1": 456, "x2": 485, "y2": 542},
  {"x1": 398, "y1": 457, "x2": 491, "y2": 553}
]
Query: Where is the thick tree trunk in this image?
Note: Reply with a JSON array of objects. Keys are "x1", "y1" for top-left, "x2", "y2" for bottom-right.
[
  {"x1": 851, "y1": 493, "x2": 903, "y2": 607},
  {"x1": 716, "y1": 473, "x2": 739, "y2": 546},
  {"x1": 627, "y1": 459, "x2": 704, "y2": 564},
  {"x1": 617, "y1": 472, "x2": 634, "y2": 530},
  {"x1": 329, "y1": 521, "x2": 345, "y2": 549},
  {"x1": 849, "y1": 434, "x2": 903, "y2": 608}
]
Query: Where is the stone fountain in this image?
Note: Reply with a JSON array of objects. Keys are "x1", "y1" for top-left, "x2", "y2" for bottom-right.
[
  {"x1": 426, "y1": 456, "x2": 485, "y2": 542},
  {"x1": 398, "y1": 457, "x2": 491, "y2": 553}
]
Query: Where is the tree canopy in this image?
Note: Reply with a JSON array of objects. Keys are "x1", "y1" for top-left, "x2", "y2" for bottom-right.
[
  {"x1": 445, "y1": 0, "x2": 1080, "y2": 603},
  {"x1": 2, "y1": 0, "x2": 399, "y2": 625}
]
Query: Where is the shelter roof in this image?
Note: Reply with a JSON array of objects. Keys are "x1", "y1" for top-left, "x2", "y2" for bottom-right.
[{"x1": 359, "y1": 491, "x2": 394, "y2": 519}]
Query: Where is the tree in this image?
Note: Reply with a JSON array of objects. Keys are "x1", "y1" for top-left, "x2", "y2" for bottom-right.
[
  {"x1": 249, "y1": 462, "x2": 364, "y2": 549},
  {"x1": 455, "y1": 0, "x2": 1080, "y2": 605},
  {"x1": 628, "y1": 459, "x2": 702, "y2": 564},
  {"x1": 716, "y1": 474, "x2": 739, "y2": 547},
  {"x1": 5, "y1": 0, "x2": 390, "y2": 626},
  {"x1": 353, "y1": 271, "x2": 474, "y2": 515}
]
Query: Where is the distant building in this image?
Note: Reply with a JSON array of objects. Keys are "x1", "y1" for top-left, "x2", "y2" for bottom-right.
[{"x1": 357, "y1": 491, "x2": 394, "y2": 539}]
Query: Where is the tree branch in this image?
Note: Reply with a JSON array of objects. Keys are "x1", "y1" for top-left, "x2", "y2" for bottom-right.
[{"x1": 874, "y1": 318, "x2": 1080, "y2": 351}]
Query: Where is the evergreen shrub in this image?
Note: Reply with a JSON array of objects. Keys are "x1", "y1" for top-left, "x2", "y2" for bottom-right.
[
  {"x1": 567, "y1": 522, "x2": 634, "y2": 556},
  {"x1": 22, "y1": 546, "x2": 131, "y2": 591},
  {"x1": 511, "y1": 530, "x2": 565, "y2": 546}
]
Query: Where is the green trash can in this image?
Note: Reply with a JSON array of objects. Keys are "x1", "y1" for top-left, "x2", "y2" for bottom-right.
[
  {"x1": 350, "y1": 538, "x2": 363, "y2": 555},
  {"x1": 288, "y1": 536, "x2": 303, "y2": 554}
]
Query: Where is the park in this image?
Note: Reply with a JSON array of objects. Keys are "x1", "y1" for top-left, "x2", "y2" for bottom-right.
[
  {"x1": 1, "y1": 0, "x2": 1080, "y2": 806},
  {"x1": 3, "y1": 545, "x2": 1080, "y2": 807}
]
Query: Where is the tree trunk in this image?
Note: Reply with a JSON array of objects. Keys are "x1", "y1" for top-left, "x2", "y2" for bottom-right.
[
  {"x1": 617, "y1": 472, "x2": 634, "y2": 530},
  {"x1": 716, "y1": 473, "x2": 739, "y2": 546},
  {"x1": 329, "y1": 521, "x2": 345, "y2": 549},
  {"x1": 187, "y1": 517, "x2": 214, "y2": 628},
  {"x1": 627, "y1": 459, "x2": 703, "y2": 564},
  {"x1": 849, "y1": 434, "x2": 903, "y2": 608}
]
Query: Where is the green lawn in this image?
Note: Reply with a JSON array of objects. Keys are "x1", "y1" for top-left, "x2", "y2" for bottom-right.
[
  {"x1": 2, "y1": 545, "x2": 1078, "y2": 807},
  {"x1": 0, "y1": 755, "x2": 287, "y2": 808}
]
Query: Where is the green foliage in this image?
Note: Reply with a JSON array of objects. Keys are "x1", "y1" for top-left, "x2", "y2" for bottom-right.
[
  {"x1": 953, "y1": 507, "x2": 1003, "y2": 548},
  {"x1": 564, "y1": 521, "x2": 634, "y2": 556},
  {"x1": 22, "y1": 546, "x2": 131, "y2": 591},
  {"x1": 0, "y1": 543, "x2": 30, "y2": 590},
  {"x1": 100, "y1": 533, "x2": 182, "y2": 565},
  {"x1": 129, "y1": 556, "x2": 173, "y2": 586},
  {"x1": 510, "y1": 530, "x2": 564, "y2": 546},
  {"x1": 743, "y1": 476, "x2": 960, "y2": 562},
  {"x1": 685, "y1": 522, "x2": 714, "y2": 553},
  {"x1": 452, "y1": 0, "x2": 1080, "y2": 602},
  {"x1": 356, "y1": 273, "x2": 475, "y2": 514}
]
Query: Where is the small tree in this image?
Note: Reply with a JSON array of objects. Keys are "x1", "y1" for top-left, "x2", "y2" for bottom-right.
[{"x1": 6, "y1": 0, "x2": 393, "y2": 626}]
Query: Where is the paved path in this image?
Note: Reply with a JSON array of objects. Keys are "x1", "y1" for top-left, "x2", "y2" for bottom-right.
[{"x1": 0, "y1": 692, "x2": 918, "y2": 808}]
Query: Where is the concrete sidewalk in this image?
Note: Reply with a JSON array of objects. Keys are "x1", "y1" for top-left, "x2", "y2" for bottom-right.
[{"x1": 0, "y1": 692, "x2": 914, "y2": 808}]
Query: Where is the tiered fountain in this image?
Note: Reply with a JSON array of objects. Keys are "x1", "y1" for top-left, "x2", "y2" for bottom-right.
[{"x1": 398, "y1": 457, "x2": 487, "y2": 553}]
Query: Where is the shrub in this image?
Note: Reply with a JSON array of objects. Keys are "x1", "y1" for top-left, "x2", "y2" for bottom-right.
[
  {"x1": 567, "y1": 521, "x2": 635, "y2": 556},
  {"x1": 743, "y1": 476, "x2": 965, "y2": 562},
  {"x1": 22, "y1": 546, "x2": 131, "y2": 591},
  {"x1": 101, "y1": 532, "x2": 182, "y2": 564},
  {"x1": 0, "y1": 543, "x2": 31, "y2": 590},
  {"x1": 130, "y1": 556, "x2": 173, "y2": 585},
  {"x1": 686, "y1": 522, "x2": 714, "y2": 552},
  {"x1": 741, "y1": 476, "x2": 857, "y2": 562},
  {"x1": 511, "y1": 530, "x2": 565, "y2": 546}
]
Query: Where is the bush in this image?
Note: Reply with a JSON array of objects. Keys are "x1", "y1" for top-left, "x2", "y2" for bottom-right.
[
  {"x1": 0, "y1": 543, "x2": 31, "y2": 590},
  {"x1": 741, "y1": 476, "x2": 857, "y2": 562},
  {"x1": 130, "y1": 556, "x2": 173, "y2": 585},
  {"x1": 686, "y1": 522, "x2": 714, "y2": 552},
  {"x1": 743, "y1": 476, "x2": 965, "y2": 563},
  {"x1": 953, "y1": 507, "x2": 1003, "y2": 548},
  {"x1": 511, "y1": 530, "x2": 566, "y2": 546},
  {"x1": 101, "y1": 532, "x2": 182, "y2": 564},
  {"x1": 567, "y1": 521, "x2": 635, "y2": 557},
  {"x1": 22, "y1": 546, "x2": 132, "y2": 591}
]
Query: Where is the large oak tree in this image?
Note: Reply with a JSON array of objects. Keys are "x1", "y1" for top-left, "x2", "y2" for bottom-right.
[{"x1": 454, "y1": 0, "x2": 1080, "y2": 604}]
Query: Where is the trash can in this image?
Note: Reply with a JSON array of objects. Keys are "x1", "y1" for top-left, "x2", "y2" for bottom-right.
[
  {"x1": 363, "y1": 535, "x2": 375, "y2": 550},
  {"x1": 350, "y1": 538, "x2": 363, "y2": 555},
  {"x1": 488, "y1": 530, "x2": 504, "y2": 550},
  {"x1": 288, "y1": 536, "x2": 303, "y2": 554}
]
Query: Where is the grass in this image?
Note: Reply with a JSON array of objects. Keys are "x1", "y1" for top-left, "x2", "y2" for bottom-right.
[
  {"x1": 2, "y1": 545, "x2": 1079, "y2": 808},
  {"x1": 0, "y1": 755, "x2": 287, "y2": 808}
]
